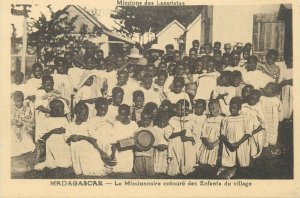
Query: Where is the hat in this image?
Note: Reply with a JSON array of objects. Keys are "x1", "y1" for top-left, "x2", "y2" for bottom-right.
[
  {"x1": 237, "y1": 42, "x2": 243, "y2": 47},
  {"x1": 147, "y1": 44, "x2": 164, "y2": 55},
  {"x1": 134, "y1": 130, "x2": 155, "y2": 152},
  {"x1": 224, "y1": 43, "x2": 231, "y2": 48},
  {"x1": 136, "y1": 57, "x2": 148, "y2": 66},
  {"x1": 128, "y1": 47, "x2": 143, "y2": 59}
]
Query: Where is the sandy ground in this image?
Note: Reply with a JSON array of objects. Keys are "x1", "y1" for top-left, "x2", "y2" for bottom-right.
[{"x1": 11, "y1": 119, "x2": 293, "y2": 179}]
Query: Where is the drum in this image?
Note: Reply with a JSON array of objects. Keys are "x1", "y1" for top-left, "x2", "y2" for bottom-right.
[
  {"x1": 134, "y1": 130, "x2": 155, "y2": 152},
  {"x1": 185, "y1": 82, "x2": 197, "y2": 96}
]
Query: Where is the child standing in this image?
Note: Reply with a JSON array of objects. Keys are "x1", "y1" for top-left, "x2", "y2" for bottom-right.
[
  {"x1": 107, "y1": 87, "x2": 124, "y2": 122},
  {"x1": 52, "y1": 57, "x2": 74, "y2": 103},
  {"x1": 111, "y1": 104, "x2": 138, "y2": 173},
  {"x1": 26, "y1": 63, "x2": 43, "y2": 96},
  {"x1": 190, "y1": 99, "x2": 208, "y2": 164},
  {"x1": 194, "y1": 58, "x2": 220, "y2": 102},
  {"x1": 240, "y1": 90, "x2": 265, "y2": 158},
  {"x1": 165, "y1": 100, "x2": 196, "y2": 176},
  {"x1": 260, "y1": 83, "x2": 283, "y2": 147},
  {"x1": 153, "y1": 70, "x2": 168, "y2": 103},
  {"x1": 152, "y1": 112, "x2": 170, "y2": 174},
  {"x1": 219, "y1": 97, "x2": 252, "y2": 178},
  {"x1": 231, "y1": 71, "x2": 245, "y2": 97},
  {"x1": 131, "y1": 90, "x2": 145, "y2": 123},
  {"x1": 11, "y1": 91, "x2": 35, "y2": 157},
  {"x1": 104, "y1": 60, "x2": 118, "y2": 98},
  {"x1": 132, "y1": 109, "x2": 157, "y2": 176},
  {"x1": 138, "y1": 73, "x2": 160, "y2": 105},
  {"x1": 165, "y1": 77, "x2": 191, "y2": 105},
  {"x1": 212, "y1": 71, "x2": 236, "y2": 116},
  {"x1": 66, "y1": 103, "x2": 107, "y2": 176},
  {"x1": 241, "y1": 85, "x2": 254, "y2": 103},
  {"x1": 198, "y1": 99, "x2": 222, "y2": 167}
]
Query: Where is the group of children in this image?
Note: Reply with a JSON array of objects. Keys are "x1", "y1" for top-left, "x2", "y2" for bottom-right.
[{"x1": 11, "y1": 40, "x2": 293, "y2": 178}]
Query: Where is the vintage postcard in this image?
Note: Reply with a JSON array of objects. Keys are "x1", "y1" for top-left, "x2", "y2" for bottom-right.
[{"x1": 0, "y1": 0, "x2": 299, "y2": 197}]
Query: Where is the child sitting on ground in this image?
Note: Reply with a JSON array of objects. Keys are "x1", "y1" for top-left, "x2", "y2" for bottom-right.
[
  {"x1": 35, "y1": 99, "x2": 72, "y2": 170},
  {"x1": 66, "y1": 103, "x2": 108, "y2": 176}
]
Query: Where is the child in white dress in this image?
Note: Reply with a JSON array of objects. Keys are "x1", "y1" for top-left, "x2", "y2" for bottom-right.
[
  {"x1": 66, "y1": 103, "x2": 107, "y2": 176},
  {"x1": 107, "y1": 87, "x2": 124, "y2": 122},
  {"x1": 198, "y1": 99, "x2": 223, "y2": 167},
  {"x1": 111, "y1": 105, "x2": 138, "y2": 173},
  {"x1": 165, "y1": 100, "x2": 196, "y2": 176},
  {"x1": 52, "y1": 57, "x2": 74, "y2": 103},
  {"x1": 212, "y1": 71, "x2": 236, "y2": 115},
  {"x1": 260, "y1": 83, "x2": 283, "y2": 147},
  {"x1": 165, "y1": 77, "x2": 191, "y2": 105},
  {"x1": 130, "y1": 90, "x2": 145, "y2": 123},
  {"x1": 11, "y1": 91, "x2": 35, "y2": 157},
  {"x1": 153, "y1": 70, "x2": 168, "y2": 103},
  {"x1": 190, "y1": 99, "x2": 207, "y2": 163},
  {"x1": 240, "y1": 90, "x2": 265, "y2": 158},
  {"x1": 35, "y1": 99, "x2": 72, "y2": 170},
  {"x1": 194, "y1": 59, "x2": 220, "y2": 102},
  {"x1": 138, "y1": 73, "x2": 160, "y2": 105},
  {"x1": 152, "y1": 112, "x2": 170, "y2": 174},
  {"x1": 89, "y1": 98, "x2": 114, "y2": 156},
  {"x1": 25, "y1": 63, "x2": 43, "y2": 96},
  {"x1": 219, "y1": 97, "x2": 252, "y2": 178}
]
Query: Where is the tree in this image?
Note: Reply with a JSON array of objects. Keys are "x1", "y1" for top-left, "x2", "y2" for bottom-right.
[
  {"x1": 28, "y1": 5, "x2": 103, "y2": 66},
  {"x1": 111, "y1": 6, "x2": 203, "y2": 37}
]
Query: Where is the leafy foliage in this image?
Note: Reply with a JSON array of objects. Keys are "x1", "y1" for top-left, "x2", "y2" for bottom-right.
[{"x1": 28, "y1": 5, "x2": 103, "y2": 66}]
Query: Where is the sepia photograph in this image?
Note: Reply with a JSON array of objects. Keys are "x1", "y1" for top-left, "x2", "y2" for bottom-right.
[{"x1": 8, "y1": 2, "x2": 294, "y2": 183}]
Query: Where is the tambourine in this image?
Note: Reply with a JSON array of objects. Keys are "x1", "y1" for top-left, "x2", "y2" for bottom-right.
[{"x1": 134, "y1": 130, "x2": 155, "y2": 152}]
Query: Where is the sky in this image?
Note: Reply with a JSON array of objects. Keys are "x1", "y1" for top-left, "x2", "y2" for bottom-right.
[{"x1": 11, "y1": 3, "x2": 117, "y2": 37}]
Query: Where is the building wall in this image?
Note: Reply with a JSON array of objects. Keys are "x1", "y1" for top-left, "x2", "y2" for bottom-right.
[
  {"x1": 212, "y1": 5, "x2": 280, "y2": 45},
  {"x1": 157, "y1": 24, "x2": 185, "y2": 52},
  {"x1": 186, "y1": 15, "x2": 202, "y2": 53},
  {"x1": 66, "y1": 6, "x2": 97, "y2": 33}
]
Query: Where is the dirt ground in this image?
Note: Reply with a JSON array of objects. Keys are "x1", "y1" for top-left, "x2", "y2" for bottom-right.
[{"x1": 11, "y1": 119, "x2": 293, "y2": 180}]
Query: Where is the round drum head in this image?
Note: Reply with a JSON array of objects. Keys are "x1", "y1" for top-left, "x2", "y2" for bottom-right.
[{"x1": 135, "y1": 130, "x2": 155, "y2": 151}]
